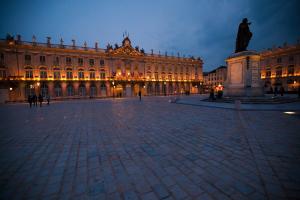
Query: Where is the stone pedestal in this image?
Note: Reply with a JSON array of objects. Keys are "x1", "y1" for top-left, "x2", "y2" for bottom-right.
[{"x1": 224, "y1": 50, "x2": 264, "y2": 97}]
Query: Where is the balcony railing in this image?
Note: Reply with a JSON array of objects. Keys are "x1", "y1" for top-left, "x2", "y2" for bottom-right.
[{"x1": 0, "y1": 39, "x2": 201, "y2": 62}]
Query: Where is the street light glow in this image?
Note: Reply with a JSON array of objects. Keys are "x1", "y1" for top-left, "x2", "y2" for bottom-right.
[{"x1": 284, "y1": 111, "x2": 296, "y2": 115}]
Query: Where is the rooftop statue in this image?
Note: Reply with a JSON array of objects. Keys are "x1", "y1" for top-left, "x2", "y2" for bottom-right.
[{"x1": 235, "y1": 18, "x2": 252, "y2": 53}]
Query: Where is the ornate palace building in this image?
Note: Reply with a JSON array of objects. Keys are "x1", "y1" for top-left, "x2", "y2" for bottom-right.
[
  {"x1": 0, "y1": 35, "x2": 203, "y2": 102},
  {"x1": 260, "y1": 42, "x2": 300, "y2": 92}
]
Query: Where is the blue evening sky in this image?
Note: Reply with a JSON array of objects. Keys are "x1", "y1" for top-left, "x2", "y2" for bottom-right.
[{"x1": 0, "y1": 0, "x2": 299, "y2": 71}]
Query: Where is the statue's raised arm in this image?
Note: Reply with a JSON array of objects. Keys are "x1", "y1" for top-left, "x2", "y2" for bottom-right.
[{"x1": 235, "y1": 18, "x2": 252, "y2": 53}]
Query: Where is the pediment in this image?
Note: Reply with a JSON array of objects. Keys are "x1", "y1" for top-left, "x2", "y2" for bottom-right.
[{"x1": 111, "y1": 46, "x2": 144, "y2": 56}]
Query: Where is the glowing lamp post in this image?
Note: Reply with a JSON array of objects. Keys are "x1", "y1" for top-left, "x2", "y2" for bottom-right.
[{"x1": 112, "y1": 81, "x2": 115, "y2": 97}]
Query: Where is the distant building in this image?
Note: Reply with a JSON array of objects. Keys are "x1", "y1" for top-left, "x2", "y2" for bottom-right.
[
  {"x1": 203, "y1": 42, "x2": 300, "y2": 93},
  {"x1": 0, "y1": 35, "x2": 203, "y2": 102},
  {"x1": 260, "y1": 42, "x2": 300, "y2": 92},
  {"x1": 203, "y1": 66, "x2": 227, "y2": 89}
]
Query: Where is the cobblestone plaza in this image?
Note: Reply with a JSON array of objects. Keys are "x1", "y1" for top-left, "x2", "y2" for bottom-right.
[{"x1": 0, "y1": 96, "x2": 300, "y2": 200}]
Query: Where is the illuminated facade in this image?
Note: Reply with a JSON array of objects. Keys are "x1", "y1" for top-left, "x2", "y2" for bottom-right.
[
  {"x1": 260, "y1": 42, "x2": 300, "y2": 92},
  {"x1": 0, "y1": 36, "x2": 203, "y2": 102},
  {"x1": 203, "y1": 66, "x2": 227, "y2": 88}
]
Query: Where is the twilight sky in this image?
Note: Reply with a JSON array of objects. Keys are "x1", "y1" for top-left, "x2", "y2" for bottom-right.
[{"x1": 0, "y1": 0, "x2": 299, "y2": 72}]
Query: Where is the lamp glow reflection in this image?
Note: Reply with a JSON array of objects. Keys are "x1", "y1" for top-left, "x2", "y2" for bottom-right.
[{"x1": 284, "y1": 111, "x2": 296, "y2": 115}]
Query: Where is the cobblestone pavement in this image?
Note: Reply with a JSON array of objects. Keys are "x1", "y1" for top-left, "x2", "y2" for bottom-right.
[{"x1": 0, "y1": 96, "x2": 300, "y2": 200}]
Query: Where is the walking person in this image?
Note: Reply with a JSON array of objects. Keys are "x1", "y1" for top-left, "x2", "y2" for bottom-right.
[
  {"x1": 274, "y1": 86, "x2": 278, "y2": 97},
  {"x1": 33, "y1": 94, "x2": 38, "y2": 107},
  {"x1": 138, "y1": 90, "x2": 142, "y2": 101},
  {"x1": 28, "y1": 94, "x2": 32, "y2": 108},
  {"x1": 38, "y1": 94, "x2": 43, "y2": 107},
  {"x1": 209, "y1": 88, "x2": 215, "y2": 101},
  {"x1": 46, "y1": 94, "x2": 50, "y2": 105},
  {"x1": 280, "y1": 86, "x2": 284, "y2": 96}
]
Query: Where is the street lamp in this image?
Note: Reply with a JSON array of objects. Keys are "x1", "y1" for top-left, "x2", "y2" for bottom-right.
[
  {"x1": 112, "y1": 81, "x2": 115, "y2": 97},
  {"x1": 37, "y1": 82, "x2": 40, "y2": 95}
]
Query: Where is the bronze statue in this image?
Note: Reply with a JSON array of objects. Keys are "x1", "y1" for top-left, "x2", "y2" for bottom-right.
[{"x1": 235, "y1": 18, "x2": 252, "y2": 53}]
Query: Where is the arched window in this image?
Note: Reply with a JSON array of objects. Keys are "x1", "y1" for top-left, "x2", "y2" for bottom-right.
[
  {"x1": 54, "y1": 83, "x2": 62, "y2": 97},
  {"x1": 78, "y1": 69, "x2": 84, "y2": 79},
  {"x1": 40, "y1": 82, "x2": 48, "y2": 96},
  {"x1": 78, "y1": 83, "x2": 86, "y2": 96},
  {"x1": 25, "y1": 84, "x2": 35, "y2": 97},
  {"x1": 154, "y1": 72, "x2": 158, "y2": 80},
  {"x1": 53, "y1": 68, "x2": 60, "y2": 79},
  {"x1": 288, "y1": 65, "x2": 294, "y2": 76},
  {"x1": 155, "y1": 83, "x2": 160, "y2": 95},
  {"x1": 89, "y1": 69, "x2": 95, "y2": 79},
  {"x1": 276, "y1": 66, "x2": 282, "y2": 77},
  {"x1": 100, "y1": 83, "x2": 106, "y2": 96},
  {"x1": 40, "y1": 67, "x2": 47, "y2": 79},
  {"x1": 66, "y1": 68, "x2": 73, "y2": 79},
  {"x1": 25, "y1": 67, "x2": 33, "y2": 78},
  {"x1": 67, "y1": 84, "x2": 74, "y2": 96},
  {"x1": 100, "y1": 69, "x2": 105, "y2": 79},
  {"x1": 90, "y1": 84, "x2": 97, "y2": 97},
  {"x1": 0, "y1": 68, "x2": 6, "y2": 79}
]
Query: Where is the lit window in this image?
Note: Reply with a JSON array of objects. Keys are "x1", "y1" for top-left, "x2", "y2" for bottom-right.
[
  {"x1": 53, "y1": 68, "x2": 60, "y2": 79},
  {"x1": 78, "y1": 58, "x2": 83, "y2": 66},
  {"x1": 0, "y1": 70, "x2": 6, "y2": 78},
  {"x1": 40, "y1": 68, "x2": 47, "y2": 78},
  {"x1": 78, "y1": 69, "x2": 84, "y2": 79},
  {"x1": 89, "y1": 59, "x2": 94, "y2": 66},
  {"x1": 89, "y1": 70, "x2": 95, "y2": 79},
  {"x1": 66, "y1": 57, "x2": 72, "y2": 65},
  {"x1": 25, "y1": 55, "x2": 31, "y2": 65},
  {"x1": 40, "y1": 56, "x2": 46, "y2": 65},
  {"x1": 277, "y1": 57, "x2": 282, "y2": 63},
  {"x1": 67, "y1": 84, "x2": 74, "y2": 96},
  {"x1": 25, "y1": 67, "x2": 33, "y2": 78},
  {"x1": 266, "y1": 68, "x2": 271, "y2": 77},
  {"x1": 288, "y1": 65, "x2": 294, "y2": 76},
  {"x1": 66, "y1": 68, "x2": 73, "y2": 79},
  {"x1": 100, "y1": 71, "x2": 105, "y2": 79},
  {"x1": 54, "y1": 56, "x2": 59, "y2": 66},
  {"x1": 54, "y1": 83, "x2": 62, "y2": 97},
  {"x1": 100, "y1": 59, "x2": 105, "y2": 66},
  {"x1": 276, "y1": 66, "x2": 282, "y2": 77}
]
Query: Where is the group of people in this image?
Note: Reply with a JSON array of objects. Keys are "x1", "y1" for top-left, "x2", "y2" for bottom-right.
[
  {"x1": 28, "y1": 94, "x2": 50, "y2": 108},
  {"x1": 269, "y1": 86, "x2": 285, "y2": 97}
]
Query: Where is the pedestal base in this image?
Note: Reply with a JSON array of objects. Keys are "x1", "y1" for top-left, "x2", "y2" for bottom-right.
[
  {"x1": 224, "y1": 50, "x2": 264, "y2": 97},
  {"x1": 224, "y1": 87, "x2": 264, "y2": 97}
]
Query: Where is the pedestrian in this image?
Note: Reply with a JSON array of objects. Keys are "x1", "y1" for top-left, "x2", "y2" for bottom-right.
[
  {"x1": 270, "y1": 86, "x2": 273, "y2": 94},
  {"x1": 46, "y1": 94, "x2": 50, "y2": 105},
  {"x1": 138, "y1": 90, "x2": 142, "y2": 101},
  {"x1": 33, "y1": 94, "x2": 38, "y2": 106},
  {"x1": 38, "y1": 94, "x2": 43, "y2": 107},
  {"x1": 28, "y1": 94, "x2": 32, "y2": 108},
  {"x1": 274, "y1": 86, "x2": 278, "y2": 96},
  {"x1": 209, "y1": 88, "x2": 215, "y2": 101},
  {"x1": 280, "y1": 86, "x2": 284, "y2": 96}
]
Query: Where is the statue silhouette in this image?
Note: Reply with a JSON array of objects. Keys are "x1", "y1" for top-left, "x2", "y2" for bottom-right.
[{"x1": 235, "y1": 18, "x2": 252, "y2": 53}]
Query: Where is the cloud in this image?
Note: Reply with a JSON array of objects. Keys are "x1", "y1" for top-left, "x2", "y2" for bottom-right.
[{"x1": 0, "y1": 0, "x2": 299, "y2": 72}]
